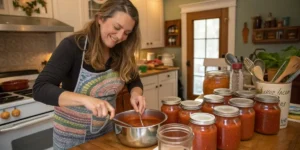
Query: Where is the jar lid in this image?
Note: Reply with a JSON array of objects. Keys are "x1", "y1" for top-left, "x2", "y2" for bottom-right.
[
  {"x1": 180, "y1": 100, "x2": 201, "y2": 110},
  {"x1": 213, "y1": 105, "x2": 239, "y2": 117},
  {"x1": 190, "y1": 113, "x2": 215, "y2": 125},
  {"x1": 162, "y1": 96, "x2": 181, "y2": 105},
  {"x1": 228, "y1": 98, "x2": 254, "y2": 108},
  {"x1": 203, "y1": 94, "x2": 224, "y2": 103},
  {"x1": 206, "y1": 70, "x2": 228, "y2": 77},
  {"x1": 213, "y1": 88, "x2": 232, "y2": 96},
  {"x1": 234, "y1": 90, "x2": 256, "y2": 98},
  {"x1": 254, "y1": 94, "x2": 280, "y2": 103}
]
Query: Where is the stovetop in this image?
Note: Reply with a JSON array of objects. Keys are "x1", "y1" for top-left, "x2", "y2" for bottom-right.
[{"x1": 0, "y1": 89, "x2": 33, "y2": 104}]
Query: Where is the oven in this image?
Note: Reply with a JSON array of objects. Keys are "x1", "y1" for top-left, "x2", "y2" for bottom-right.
[{"x1": 0, "y1": 70, "x2": 54, "y2": 150}]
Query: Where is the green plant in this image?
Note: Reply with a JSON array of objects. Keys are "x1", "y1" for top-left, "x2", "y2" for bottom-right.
[{"x1": 12, "y1": 0, "x2": 47, "y2": 16}]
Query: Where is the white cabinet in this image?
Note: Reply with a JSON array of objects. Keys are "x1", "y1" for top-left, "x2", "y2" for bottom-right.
[
  {"x1": 131, "y1": 0, "x2": 164, "y2": 49},
  {"x1": 141, "y1": 71, "x2": 178, "y2": 110}
]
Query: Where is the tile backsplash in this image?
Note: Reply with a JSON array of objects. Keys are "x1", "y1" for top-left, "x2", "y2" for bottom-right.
[{"x1": 0, "y1": 32, "x2": 56, "y2": 72}]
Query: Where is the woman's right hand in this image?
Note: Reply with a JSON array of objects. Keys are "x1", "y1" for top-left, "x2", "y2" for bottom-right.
[{"x1": 82, "y1": 97, "x2": 115, "y2": 119}]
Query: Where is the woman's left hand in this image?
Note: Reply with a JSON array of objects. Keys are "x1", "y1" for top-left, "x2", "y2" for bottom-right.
[{"x1": 130, "y1": 88, "x2": 146, "y2": 114}]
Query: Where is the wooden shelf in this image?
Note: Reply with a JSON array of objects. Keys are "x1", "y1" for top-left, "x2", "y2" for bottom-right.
[
  {"x1": 252, "y1": 26, "x2": 300, "y2": 44},
  {"x1": 165, "y1": 19, "x2": 181, "y2": 47}
]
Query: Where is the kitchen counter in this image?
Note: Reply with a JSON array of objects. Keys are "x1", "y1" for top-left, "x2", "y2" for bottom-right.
[
  {"x1": 139, "y1": 67, "x2": 179, "y2": 77},
  {"x1": 70, "y1": 121, "x2": 300, "y2": 150}
]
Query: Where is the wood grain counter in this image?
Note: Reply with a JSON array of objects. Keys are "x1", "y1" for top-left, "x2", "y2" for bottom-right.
[
  {"x1": 139, "y1": 67, "x2": 179, "y2": 77},
  {"x1": 70, "y1": 121, "x2": 300, "y2": 150}
]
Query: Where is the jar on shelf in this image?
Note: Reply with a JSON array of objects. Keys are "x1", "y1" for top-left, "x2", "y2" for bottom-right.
[
  {"x1": 213, "y1": 88, "x2": 233, "y2": 104},
  {"x1": 189, "y1": 113, "x2": 217, "y2": 150},
  {"x1": 203, "y1": 70, "x2": 229, "y2": 95},
  {"x1": 161, "y1": 96, "x2": 181, "y2": 124},
  {"x1": 214, "y1": 105, "x2": 241, "y2": 150},
  {"x1": 157, "y1": 123, "x2": 194, "y2": 150},
  {"x1": 202, "y1": 94, "x2": 224, "y2": 114},
  {"x1": 229, "y1": 98, "x2": 255, "y2": 140},
  {"x1": 179, "y1": 100, "x2": 202, "y2": 125},
  {"x1": 254, "y1": 94, "x2": 280, "y2": 135},
  {"x1": 234, "y1": 90, "x2": 256, "y2": 100}
]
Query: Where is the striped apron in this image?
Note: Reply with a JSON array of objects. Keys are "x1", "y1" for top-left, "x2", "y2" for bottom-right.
[{"x1": 53, "y1": 37, "x2": 125, "y2": 149}]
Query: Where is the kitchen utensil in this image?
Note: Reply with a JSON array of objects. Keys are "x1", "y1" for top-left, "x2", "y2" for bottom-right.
[
  {"x1": 275, "y1": 56, "x2": 300, "y2": 83},
  {"x1": 146, "y1": 52, "x2": 155, "y2": 61},
  {"x1": 249, "y1": 48, "x2": 266, "y2": 61},
  {"x1": 112, "y1": 118, "x2": 133, "y2": 127},
  {"x1": 270, "y1": 60, "x2": 287, "y2": 82},
  {"x1": 244, "y1": 57, "x2": 255, "y2": 76},
  {"x1": 114, "y1": 109, "x2": 167, "y2": 148},
  {"x1": 252, "y1": 66, "x2": 264, "y2": 81},
  {"x1": 225, "y1": 53, "x2": 238, "y2": 65},
  {"x1": 139, "y1": 113, "x2": 144, "y2": 127},
  {"x1": 286, "y1": 70, "x2": 300, "y2": 83},
  {"x1": 1, "y1": 79, "x2": 29, "y2": 92},
  {"x1": 254, "y1": 59, "x2": 265, "y2": 73},
  {"x1": 158, "y1": 53, "x2": 175, "y2": 66}
]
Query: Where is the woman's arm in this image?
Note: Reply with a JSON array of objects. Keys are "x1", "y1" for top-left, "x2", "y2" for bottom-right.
[{"x1": 127, "y1": 75, "x2": 145, "y2": 114}]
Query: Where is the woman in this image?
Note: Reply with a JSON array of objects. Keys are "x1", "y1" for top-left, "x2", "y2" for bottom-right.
[{"x1": 33, "y1": 0, "x2": 145, "y2": 149}]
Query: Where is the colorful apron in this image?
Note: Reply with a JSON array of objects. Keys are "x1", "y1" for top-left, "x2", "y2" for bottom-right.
[{"x1": 53, "y1": 37, "x2": 125, "y2": 150}]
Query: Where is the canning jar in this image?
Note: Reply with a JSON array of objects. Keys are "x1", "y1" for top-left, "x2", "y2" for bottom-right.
[
  {"x1": 178, "y1": 100, "x2": 202, "y2": 125},
  {"x1": 203, "y1": 70, "x2": 230, "y2": 95},
  {"x1": 234, "y1": 90, "x2": 256, "y2": 100},
  {"x1": 202, "y1": 94, "x2": 224, "y2": 114},
  {"x1": 161, "y1": 96, "x2": 181, "y2": 124},
  {"x1": 214, "y1": 88, "x2": 233, "y2": 104},
  {"x1": 214, "y1": 105, "x2": 241, "y2": 150},
  {"x1": 189, "y1": 113, "x2": 217, "y2": 150},
  {"x1": 229, "y1": 98, "x2": 255, "y2": 140},
  {"x1": 254, "y1": 94, "x2": 280, "y2": 135},
  {"x1": 157, "y1": 123, "x2": 194, "y2": 150}
]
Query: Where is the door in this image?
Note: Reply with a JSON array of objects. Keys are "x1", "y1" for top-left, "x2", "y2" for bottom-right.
[{"x1": 186, "y1": 8, "x2": 228, "y2": 99}]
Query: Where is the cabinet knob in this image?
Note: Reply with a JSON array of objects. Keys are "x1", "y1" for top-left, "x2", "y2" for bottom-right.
[
  {"x1": 146, "y1": 42, "x2": 149, "y2": 45},
  {"x1": 150, "y1": 42, "x2": 153, "y2": 45},
  {"x1": 167, "y1": 75, "x2": 170, "y2": 77},
  {"x1": 160, "y1": 84, "x2": 162, "y2": 87},
  {"x1": 156, "y1": 85, "x2": 158, "y2": 88}
]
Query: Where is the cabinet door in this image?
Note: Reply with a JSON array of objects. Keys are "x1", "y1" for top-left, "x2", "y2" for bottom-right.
[
  {"x1": 7, "y1": 0, "x2": 53, "y2": 18},
  {"x1": 141, "y1": 75, "x2": 159, "y2": 110},
  {"x1": 0, "y1": 0, "x2": 9, "y2": 15},
  {"x1": 158, "y1": 71, "x2": 177, "y2": 108}
]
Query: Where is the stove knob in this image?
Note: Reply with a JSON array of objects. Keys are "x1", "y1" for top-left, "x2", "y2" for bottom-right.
[
  {"x1": 1, "y1": 111, "x2": 10, "y2": 119},
  {"x1": 12, "y1": 109, "x2": 21, "y2": 117}
]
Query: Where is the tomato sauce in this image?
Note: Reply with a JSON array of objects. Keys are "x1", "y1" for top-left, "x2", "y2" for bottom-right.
[
  {"x1": 161, "y1": 97, "x2": 181, "y2": 124},
  {"x1": 203, "y1": 71, "x2": 229, "y2": 95}
]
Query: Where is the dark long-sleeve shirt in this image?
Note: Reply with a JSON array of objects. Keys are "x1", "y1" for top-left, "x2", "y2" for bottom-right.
[{"x1": 33, "y1": 36, "x2": 143, "y2": 106}]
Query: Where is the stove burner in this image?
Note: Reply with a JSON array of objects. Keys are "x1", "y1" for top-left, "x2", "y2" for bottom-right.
[
  {"x1": 14, "y1": 89, "x2": 33, "y2": 98},
  {"x1": 0, "y1": 96, "x2": 24, "y2": 104},
  {"x1": 0, "y1": 93, "x2": 12, "y2": 98}
]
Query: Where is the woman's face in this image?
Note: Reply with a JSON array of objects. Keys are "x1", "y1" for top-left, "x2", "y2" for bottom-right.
[{"x1": 98, "y1": 11, "x2": 135, "y2": 48}]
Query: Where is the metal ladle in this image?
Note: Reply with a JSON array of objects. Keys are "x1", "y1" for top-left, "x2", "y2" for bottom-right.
[
  {"x1": 139, "y1": 113, "x2": 144, "y2": 127},
  {"x1": 225, "y1": 53, "x2": 238, "y2": 65}
]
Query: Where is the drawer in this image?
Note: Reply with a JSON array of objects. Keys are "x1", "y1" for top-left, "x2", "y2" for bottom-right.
[
  {"x1": 141, "y1": 75, "x2": 158, "y2": 86},
  {"x1": 158, "y1": 71, "x2": 176, "y2": 82}
]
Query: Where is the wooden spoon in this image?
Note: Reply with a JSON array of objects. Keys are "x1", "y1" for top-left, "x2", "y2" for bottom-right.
[
  {"x1": 275, "y1": 56, "x2": 300, "y2": 83},
  {"x1": 252, "y1": 66, "x2": 264, "y2": 81}
]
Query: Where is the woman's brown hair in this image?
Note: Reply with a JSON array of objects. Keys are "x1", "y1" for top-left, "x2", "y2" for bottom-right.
[{"x1": 73, "y1": 0, "x2": 140, "y2": 82}]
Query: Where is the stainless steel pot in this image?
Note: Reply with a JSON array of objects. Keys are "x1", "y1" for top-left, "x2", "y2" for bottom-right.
[{"x1": 114, "y1": 109, "x2": 167, "y2": 148}]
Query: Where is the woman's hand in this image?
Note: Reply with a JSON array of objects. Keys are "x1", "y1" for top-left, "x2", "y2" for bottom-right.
[
  {"x1": 82, "y1": 97, "x2": 115, "y2": 119},
  {"x1": 130, "y1": 87, "x2": 146, "y2": 114}
]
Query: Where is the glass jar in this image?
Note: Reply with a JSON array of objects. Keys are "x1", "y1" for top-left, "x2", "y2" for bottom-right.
[
  {"x1": 214, "y1": 88, "x2": 233, "y2": 104},
  {"x1": 178, "y1": 100, "x2": 202, "y2": 125},
  {"x1": 161, "y1": 96, "x2": 181, "y2": 124},
  {"x1": 214, "y1": 105, "x2": 241, "y2": 150},
  {"x1": 189, "y1": 113, "x2": 217, "y2": 150},
  {"x1": 254, "y1": 94, "x2": 280, "y2": 135},
  {"x1": 202, "y1": 94, "x2": 224, "y2": 114},
  {"x1": 234, "y1": 90, "x2": 256, "y2": 100},
  {"x1": 157, "y1": 123, "x2": 194, "y2": 150},
  {"x1": 203, "y1": 70, "x2": 230, "y2": 95},
  {"x1": 229, "y1": 98, "x2": 255, "y2": 140}
]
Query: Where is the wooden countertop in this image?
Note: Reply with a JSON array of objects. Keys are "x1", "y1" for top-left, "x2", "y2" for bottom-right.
[
  {"x1": 139, "y1": 67, "x2": 179, "y2": 77},
  {"x1": 70, "y1": 121, "x2": 300, "y2": 150}
]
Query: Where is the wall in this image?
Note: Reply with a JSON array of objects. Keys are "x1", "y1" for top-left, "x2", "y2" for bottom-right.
[{"x1": 0, "y1": 32, "x2": 56, "y2": 72}]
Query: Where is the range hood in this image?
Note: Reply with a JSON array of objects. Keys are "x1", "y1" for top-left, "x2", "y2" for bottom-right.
[{"x1": 0, "y1": 15, "x2": 74, "y2": 32}]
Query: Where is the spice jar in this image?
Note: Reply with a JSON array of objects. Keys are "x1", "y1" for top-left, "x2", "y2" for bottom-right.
[
  {"x1": 234, "y1": 90, "x2": 256, "y2": 100},
  {"x1": 202, "y1": 94, "x2": 224, "y2": 114},
  {"x1": 214, "y1": 105, "x2": 241, "y2": 150},
  {"x1": 214, "y1": 88, "x2": 233, "y2": 104},
  {"x1": 178, "y1": 100, "x2": 202, "y2": 125},
  {"x1": 203, "y1": 70, "x2": 229, "y2": 95},
  {"x1": 157, "y1": 123, "x2": 194, "y2": 150},
  {"x1": 161, "y1": 96, "x2": 181, "y2": 124},
  {"x1": 189, "y1": 113, "x2": 217, "y2": 150},
  {"x1": 229, "y1": 98, "x2": 255, "y2": 140},
  {"x1": 254, "y1": 94, "x2": 280, "y2": 135}
]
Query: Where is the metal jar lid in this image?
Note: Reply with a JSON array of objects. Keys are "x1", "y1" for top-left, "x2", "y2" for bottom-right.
[
  {"x1": 162, "y1": 96, "x2": 181, "y2": 105},
  {"x1": 254, "y1": 94, "x2": 280, "y2": 103},
  {"x1": 204, "y1": 94, "x2": 224, "y2": 103},
  {"x1": 180, "y1": 100, "x2": 201, "y2": 110},
  {"x1": 228, "y1": 98, "x2": 254, "y2": 108},
  {"x1": 234, "y1": 90, "x2": 256, "y2": 98},
  {"x1": 214, "y1": 88, "x2": 233, "y2": 96},
  {"x1": 190, "y1": 113, "x2": 215, "y2": 125},
  {"x1": 213, "y1": 105, "x2": 239, "y2": 117}
]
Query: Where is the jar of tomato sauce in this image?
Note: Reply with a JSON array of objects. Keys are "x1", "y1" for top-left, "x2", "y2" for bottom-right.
[
  {"x1": 214, "y1": 105, "x2": 241, "y2": 150},
  {"x1": 234, "y1": 90, "x2": 256, "y2": 100},
  {"x1": 178, "y1": 100, "x2": 202, "y2": 125},
  {"x1": 254, "y1": 94, "x2": 280, "y2": 135},
  {"x1": 203, "y1": 70, "x2": 229, "y2": 95},
  {"x1": 161, "y1": 96, "x2": 181, "y2": 124},
  {"x1": 202, "y1": 94, "x2": 224, "y2": 114},
  {"x1": 214, "y1": 88, "x2": 233, "y2": 104},
  {"x1": 229, "y1": 98, "x2": 255, "y2": 140},
  {"x1": 189, "y1": 113, "x2": 217, "y2": 150}
]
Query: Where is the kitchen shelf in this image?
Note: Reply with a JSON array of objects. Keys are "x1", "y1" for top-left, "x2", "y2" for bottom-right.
[
  {"x1": 165, "y1": 19, "x2": 181, "y2": 47},
  {"x1": 252, "y1": 26, "x2": 300, "y2": 44}
]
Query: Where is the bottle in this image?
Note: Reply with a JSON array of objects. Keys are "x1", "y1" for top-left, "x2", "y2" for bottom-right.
[{"x1": 230, "y1": 63, "x2": 243, "y2": 92}]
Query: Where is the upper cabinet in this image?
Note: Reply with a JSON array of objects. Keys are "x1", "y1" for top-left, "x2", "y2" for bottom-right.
[{"x1": 131, "y1": 0, "x2": 164, "y2": 49}]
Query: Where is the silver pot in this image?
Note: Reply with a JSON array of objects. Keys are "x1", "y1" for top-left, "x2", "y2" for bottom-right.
[{"x1": 114, "y1": 109, "x2": 167, "y2": 148}]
